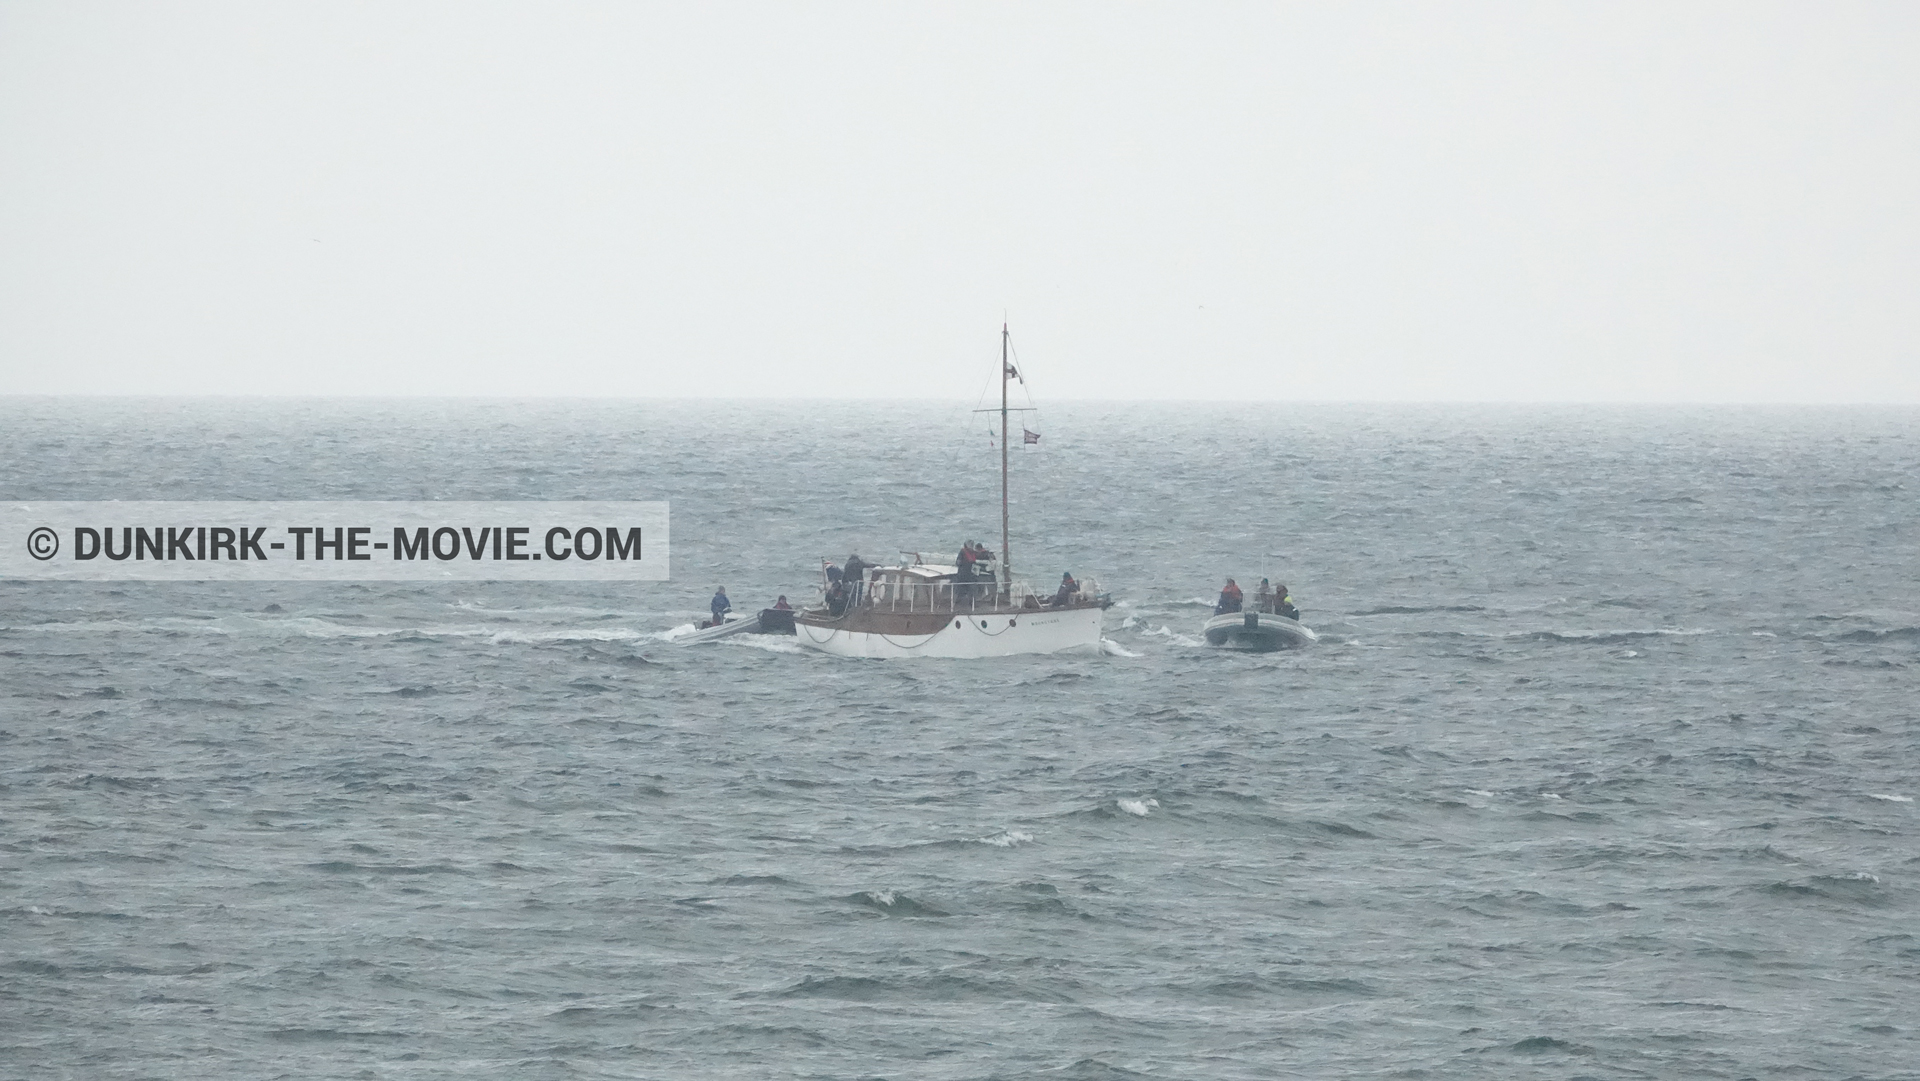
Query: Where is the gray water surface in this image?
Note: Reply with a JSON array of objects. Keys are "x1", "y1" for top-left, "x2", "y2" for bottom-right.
[{"x1": 3, "y1": 399, "x2": 1916, "y2": 1079}]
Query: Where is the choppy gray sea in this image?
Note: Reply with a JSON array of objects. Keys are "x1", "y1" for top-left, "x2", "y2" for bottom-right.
[{"x1": 3, "y1": 398, "x2": 1917, "y2": 1080}]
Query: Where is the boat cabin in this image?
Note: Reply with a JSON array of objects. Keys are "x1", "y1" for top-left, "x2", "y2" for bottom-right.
[{"x1": 822, "y1": 556, "x2": 1101, "y2": 616}]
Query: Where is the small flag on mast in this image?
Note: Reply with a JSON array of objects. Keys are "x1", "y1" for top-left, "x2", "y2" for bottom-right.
[
  {"x1": 1005, "y1": 363, "x2": 1022, "y2": 383},
  {"x1": 1023, "y1": 428, "x2": 1041, "y2": 444}
]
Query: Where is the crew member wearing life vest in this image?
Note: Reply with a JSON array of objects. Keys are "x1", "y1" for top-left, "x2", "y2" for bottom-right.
[
  {"x1": 1215, "y1": 578, "x2": 1243, "y2": 615},
  {"x1": 1273, "y1": 583, "x2": 1299, "y2": 621}
]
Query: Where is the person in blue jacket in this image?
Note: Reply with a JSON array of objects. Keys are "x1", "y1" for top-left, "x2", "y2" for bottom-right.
[{"x1": 709, "y1": 586, "x2": 732, "y2": 627}]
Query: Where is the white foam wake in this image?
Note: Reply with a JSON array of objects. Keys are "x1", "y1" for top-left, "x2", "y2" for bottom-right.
[
  {"x1": 486, "y1": 627, "x2": 650, "y2": 645},
  {"x1": 1139, "y1": 625, "x2": 1206, "y2": 648},
  {"x1": 725, "y1": 635, "x2": 807, "y2": 655}
]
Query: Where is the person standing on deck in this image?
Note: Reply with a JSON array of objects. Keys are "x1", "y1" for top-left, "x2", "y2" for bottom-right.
[
  {"x1": 709, "y1": 586, "x2": 732, "y2": 626},
  {"x1": 955, "y1": 541, "x2": 978, "y2": 604},
  {"x1": 971, "y1": 543, "x2": 996, "y2": 601},
  {"x1": 841, "y1": 554, "x2": 867, "y2": 607}
]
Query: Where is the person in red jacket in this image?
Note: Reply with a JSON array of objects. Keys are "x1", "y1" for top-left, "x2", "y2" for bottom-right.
[
  {"x1": 1215, "y1": 578, "x2": 1243, "y2": 615},
  {"x1": 955, "y1": 541, "x2": 979, "y2": 603}
]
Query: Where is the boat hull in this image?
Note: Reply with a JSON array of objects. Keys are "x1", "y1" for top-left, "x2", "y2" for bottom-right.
[
  {"x1": 1202, "y1": 611, "x2": 1315, "y2": 651},
  {"x1": 794, "y1": 604, "x2": 1104, "y2": 659},
  {"x1": 671, "y1": 609, "x2": 799, "y2": 645}
]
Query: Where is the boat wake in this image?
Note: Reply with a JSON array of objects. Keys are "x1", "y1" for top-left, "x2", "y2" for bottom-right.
[
  {"x1": 724, "y1": 636, "x2": 808, "y2": 655},
  {"x1": 1139, "y1": 625, "x2": 1207, "y2": 648}
]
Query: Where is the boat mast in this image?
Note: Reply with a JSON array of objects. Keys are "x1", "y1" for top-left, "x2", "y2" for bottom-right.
[{"x1": 1000, "y1": 322, "x2": 1011, "y2": 597}]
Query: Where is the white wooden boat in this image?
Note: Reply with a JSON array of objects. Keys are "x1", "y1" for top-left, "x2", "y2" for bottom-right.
[
  {"x1": 791, "y1": 324, "x2": 1110, "y2": 659},
  {"x1": 793, "y1": 560, "x2": 1107, "y2": 658}
]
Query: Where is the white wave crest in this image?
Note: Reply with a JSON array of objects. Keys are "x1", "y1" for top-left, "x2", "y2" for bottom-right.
[
  {"x1": 289, "y1": 619, "x2": 502, "y2": 640},
  {"x1": 1868, "y1": 793, "x2": 1913, "y2": 803},
  {"x1": 1117, "y1": 797, "x2": 1158, "y2": 816},
  {"x1": 486, "y1": 628, "x2": 648, "y2": 645},
  {"x1": 725, "y1": 636, "x2": 807, "y2": 654},
  {"x1": 454, "y1": 600, "x2": 642, "y2": 618},
  {"x1": 975, "y1": 830, "x2": 1034, "y2": 847},
  {"x1": 1100, "y1": 638, "x2": 1142, "y2": 658},
  {"x1": 1139, "y1": 625, "x2": 1206, "y2": 648}
]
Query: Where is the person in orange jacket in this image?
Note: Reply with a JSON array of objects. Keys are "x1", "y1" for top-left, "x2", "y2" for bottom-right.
[{"x1": 1215, "y1": 578, "x2": 1243, "y2": 615}]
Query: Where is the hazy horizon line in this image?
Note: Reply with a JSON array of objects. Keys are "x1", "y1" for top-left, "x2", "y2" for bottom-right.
[{"x1": 4, "y1": 393, "x2": 1918, "y2": 408}]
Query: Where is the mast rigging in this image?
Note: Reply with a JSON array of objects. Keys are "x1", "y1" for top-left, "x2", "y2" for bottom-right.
[{"x1": 1000, "y1": 322, "x2": 1011, "y2": 594}]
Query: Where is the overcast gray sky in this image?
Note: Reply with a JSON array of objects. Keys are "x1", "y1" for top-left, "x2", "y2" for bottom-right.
[{"x1": 1, "y1": 2, "x2": 1915, "y2": 401}]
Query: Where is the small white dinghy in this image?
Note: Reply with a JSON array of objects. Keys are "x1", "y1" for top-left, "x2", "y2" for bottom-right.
[
  {"x1": 1202, "y1": 610, "x2": 1317, "y2": 651},
  {"x1": 672, "y1": 608, "x2": 797, "y2": 645}
]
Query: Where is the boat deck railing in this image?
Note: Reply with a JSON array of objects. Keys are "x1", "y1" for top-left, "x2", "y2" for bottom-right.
[{"x1": 818, "y1": 575, "x2": 1102, "y2": 616}]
